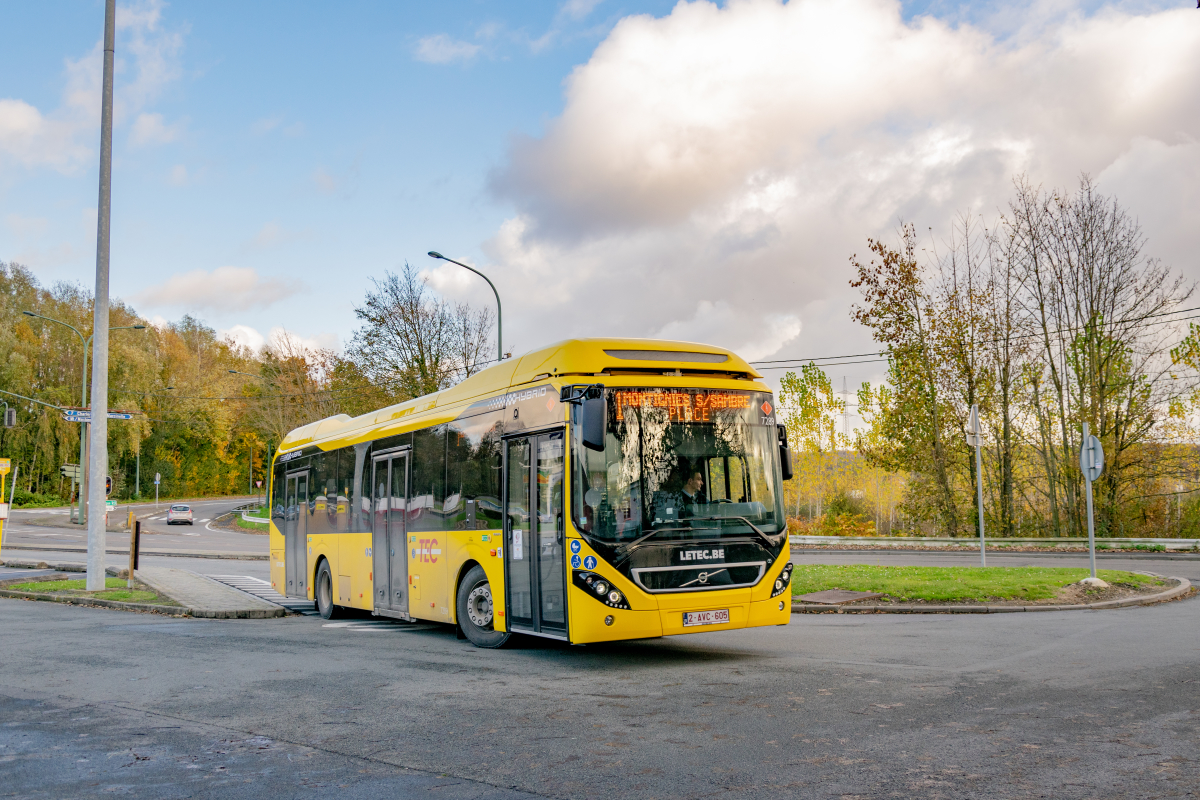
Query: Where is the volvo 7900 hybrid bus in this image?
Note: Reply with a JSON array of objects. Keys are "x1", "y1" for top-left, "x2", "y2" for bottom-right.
[{"x1": 269, "y1": 338, "x2": 795, "y2": 647}]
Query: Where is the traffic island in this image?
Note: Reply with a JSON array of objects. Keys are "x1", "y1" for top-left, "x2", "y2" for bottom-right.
[
  {"x1": 0, "y1": 563, "x2": 291, "y2": 618},
  {"x1": 791, "y1": 565, "x2": 1194, "y2": 613},
  {"x1": 0, "y1": 571, "x2": 186, "y2": 614}
]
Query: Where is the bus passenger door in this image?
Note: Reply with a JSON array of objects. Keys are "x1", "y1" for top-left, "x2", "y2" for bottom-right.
[
  {"x1": 504, "y1": 431, "x2": 567, "y2": 638},
  {"x1": 284, "y1": 471, "x2": 308, "y2": 598},
  {"x1": 372, "y1": 452, "x2": 410, "y2": 615}
]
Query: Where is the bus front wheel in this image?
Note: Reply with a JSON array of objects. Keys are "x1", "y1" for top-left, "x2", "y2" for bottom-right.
[
  {"x1": 457, "y1": 565, "x2": 509, "y2": 648},
  {"x1": 316, "y1": 559, "x2": 340, "y2": 620}
]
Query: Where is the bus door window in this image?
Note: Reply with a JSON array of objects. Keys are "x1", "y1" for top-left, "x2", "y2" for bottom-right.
[
  {"x1": 505, "y1": 438, "x2": 533, "y2": 627},
  {"x1": 536, "y1": 434, "x2": 565, "y2": 629}
]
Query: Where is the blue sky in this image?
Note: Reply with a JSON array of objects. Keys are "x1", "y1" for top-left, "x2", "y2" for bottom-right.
[{"x1": 2, "y1": 0, "x2": 1198, "y2": 401}]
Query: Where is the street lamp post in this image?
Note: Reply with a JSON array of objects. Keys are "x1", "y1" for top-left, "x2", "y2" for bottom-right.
[
  {"x1": 23, "y1": 312, "x2": 145, "y2": 524},
  {"x1": 427, "y1": 251, "x2": 503, "y2": 364},
  {"x1": 229, "y1": 370, "x2": 270, "y2": 503}
]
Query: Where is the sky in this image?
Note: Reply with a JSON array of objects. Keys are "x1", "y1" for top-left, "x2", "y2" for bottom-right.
[{"x1": 1, "y1": 0, "x2": 1198, "y2": 420}]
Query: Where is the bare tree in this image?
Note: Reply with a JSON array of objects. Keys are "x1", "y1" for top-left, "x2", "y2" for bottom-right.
[{"x1": 348, "y1": 263, "x2": 495, "y2": 400}]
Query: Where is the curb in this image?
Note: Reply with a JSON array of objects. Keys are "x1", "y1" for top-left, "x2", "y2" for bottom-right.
[
  {"x1": 792, "y1": 577, "x2": 1193, "y2": 614},
  {"x1": 0, "y1": 545, "x2": 267, "y2": 560},
  {"x1": 0, "y1": 566, "x2": 289, "y2": 619},
  {"x1": 0, "y1": 587, "x2": 288, "y2": 618}
]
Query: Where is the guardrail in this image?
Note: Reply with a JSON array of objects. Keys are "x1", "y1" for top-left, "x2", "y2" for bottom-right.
[
  {"x1": 240, "y1": 511, "x2": 269, "y2": 525},
  {"x1": 789, "y1": 535, "x2": 1200, "y2": 551}
]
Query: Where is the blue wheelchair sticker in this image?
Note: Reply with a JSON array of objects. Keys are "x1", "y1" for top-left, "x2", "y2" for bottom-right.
[
  {"x1": 583, "y1": 555, "x2": 597, "y2": 570},
  {"x1": 571, "y1": 554, "x2": 581, "y2": 569}
]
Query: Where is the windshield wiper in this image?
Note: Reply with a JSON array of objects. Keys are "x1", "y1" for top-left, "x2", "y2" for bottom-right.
[
  {"x1": 687, "y1": 515, "x2": 784, "y2": 549},
  {"x1": 613, "y1": 516, "x2": 782, "y2": 562},
  {"x1": 614, "y1": 525, "x2": 696, "y2": 562}
]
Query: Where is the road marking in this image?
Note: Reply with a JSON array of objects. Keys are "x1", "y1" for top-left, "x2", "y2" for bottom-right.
[
  {"x1": 199, "y1": 518, "x2": 210, "y2": 523},
  {"x1": 206, "y1": 575, "x2": 315, "y2": 615},
  {"x1": 322, "y1": 621, "x2": 437, "y2": 633}
]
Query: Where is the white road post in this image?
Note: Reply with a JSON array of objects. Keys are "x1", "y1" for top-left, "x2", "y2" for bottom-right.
[
  {"x1": 86, "y1": 0, "x2": 116, "y2": 592},
  {"x1": 967, "y1": 403, "x2": 985, "y2": 567},
  {"x1": 1080, "y1": 422, "x2": 1105, "y2": 579}
]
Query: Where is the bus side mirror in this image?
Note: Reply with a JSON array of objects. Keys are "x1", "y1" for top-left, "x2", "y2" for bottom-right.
[
  {"x1": 777, "y1": 424, "x2": 794, "y2": 481},
  {"x1": 582, "y1": 394, "x2": 606, "y2": 452}
]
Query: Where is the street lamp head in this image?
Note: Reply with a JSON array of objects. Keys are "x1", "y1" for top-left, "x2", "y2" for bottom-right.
[
  {"x1": 22, "y1": 310, "x2": 36, "y2": 317},
  {"x1": 131, "y1": 325, "x2": 146, "y2": 330},
  {"x1": 428, "y1": 251, "x2": 444, "y2": 260}
]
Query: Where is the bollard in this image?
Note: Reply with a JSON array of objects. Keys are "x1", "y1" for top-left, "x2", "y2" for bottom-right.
[{"x1": 127, "y1": 519, "x2": 141, "y2": 588}]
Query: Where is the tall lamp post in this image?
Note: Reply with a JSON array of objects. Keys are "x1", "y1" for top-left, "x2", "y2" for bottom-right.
[
  {"x1": 427, "y1": 251, "x2": 503, "y2": 364},
  {"x1": 229, "y1": 370, "x2": 272, "y2": 503},
  {"x1": 22, "y1": 312, "x2": 145, "y2": 524}
]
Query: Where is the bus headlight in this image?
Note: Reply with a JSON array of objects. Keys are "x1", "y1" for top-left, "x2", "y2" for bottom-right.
[
  {"x1": 572, "y1": 570, "x2": 630, "y2": 610},
  {"x1": 771, "y1": 563, "x2": 793, "y2": 598}
]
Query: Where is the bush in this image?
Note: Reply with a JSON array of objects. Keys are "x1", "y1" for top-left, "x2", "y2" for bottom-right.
[{"x1": 11, "y1": 488, "x2": 68, "y2": 508}]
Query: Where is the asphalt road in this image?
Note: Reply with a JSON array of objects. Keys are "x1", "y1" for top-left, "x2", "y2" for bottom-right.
[
  {"x1": 0, "y1": 496, "x2": 268, "y2": 557},
  {"x1": 2, "y1": 550, "x2": 1199, "y2": 799}
]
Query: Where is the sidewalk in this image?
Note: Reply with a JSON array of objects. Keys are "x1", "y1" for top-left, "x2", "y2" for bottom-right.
[
  {"x1": 135, "y1": 566, "x2": 288, "y2": 618},
  {"x1": 0, "y1": 559, "x2": 291, "y2": 619}
]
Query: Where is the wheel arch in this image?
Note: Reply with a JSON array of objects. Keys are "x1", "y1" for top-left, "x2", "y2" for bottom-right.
[{"x1": 451, "y1": 559, "x2": 482, "y2": 624}]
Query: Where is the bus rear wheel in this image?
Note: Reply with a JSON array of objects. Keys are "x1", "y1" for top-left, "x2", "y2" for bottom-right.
[
  {"x1": 316, "y1": 559, "x2": 340, "y2": 620},
  {"x1": 457, "y1": 565, "x2": 509, "y2": 648}
]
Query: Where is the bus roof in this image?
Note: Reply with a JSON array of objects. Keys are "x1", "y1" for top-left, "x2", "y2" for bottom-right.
[{"x1": 277, "y1": 337, "x2": 764, "y2": 452}]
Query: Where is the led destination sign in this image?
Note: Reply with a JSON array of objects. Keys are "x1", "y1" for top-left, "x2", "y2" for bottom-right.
[{"x1": 613, "y1": 390, "x2": 757, "y2": 423}]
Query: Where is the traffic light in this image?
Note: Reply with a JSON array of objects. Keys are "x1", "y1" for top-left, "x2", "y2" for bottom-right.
[
  {"x1": 4, "y1": 408, "x2": 14, "y2": 428},
  {"x1": 105, "y1": 476, "x2": 112, "y2": 496}
]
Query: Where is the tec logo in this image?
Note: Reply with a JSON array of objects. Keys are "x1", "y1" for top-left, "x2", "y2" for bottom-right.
[
  {"x1": 583, "y1": 555, "x2": 597, "y2": 570},
  {"x1": 571, "y1": 554, "x2": 581, "y2": 569},
  {"x1": 413, "y1": 538, "x2": 441, "y2": 563},
  {"x1": 570, "y1": 540, "x2": 582, "y2": 554}
]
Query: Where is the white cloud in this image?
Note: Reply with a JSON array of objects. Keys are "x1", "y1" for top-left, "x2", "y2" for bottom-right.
[
  {"x1": 0, "y1": 0, "x2": 184, "y2": 172},
  {"x1": 486, "y1": 0, "x2": 1200, "y2": 372},
  {"x1": 130, "y1": 112, "x2": 181, "y2": 146},
  {"x1": 133, "y1": 266, "x2": 303, "y2": 313},
  {"x1": 220, "y1": 324, "x2": 266, "y2": 353},
  {"x1": 268, "y1": 327, "x2": 339, "y2": 355},
  {"x1": 168, "y1": 164, "x2": 187, "y2": 185},
  {"x1": 313, "y1": 167, "x2": 337, "y2": 194},
  {"x1": 414, "y1": 34, "x2": 481, "y2": 64},
  {"x1": 655, "y1": 301, "x2": 801, "y2": 361},
  {"x1": 561, "y1": 0, "x2": 604, "y2": 22},
  {"x1": 246, "y1": 221, "x2": 309, "y2": 250}
]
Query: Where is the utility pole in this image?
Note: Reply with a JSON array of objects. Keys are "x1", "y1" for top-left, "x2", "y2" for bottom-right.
[
  {"x1": 1081, "y1": 422, "x2": 1105, "y2": 580},
  {"x1": 967, "y1": 404, "x2": 986, "y2": 567},
  {"x1": 86, "y1": 0, "x2": 116, "y2": 592}
]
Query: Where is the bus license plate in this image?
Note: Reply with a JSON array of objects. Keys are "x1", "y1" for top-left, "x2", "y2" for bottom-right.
[{"x1": 683, "y1": 609, "x2": 730, "y2": 627}]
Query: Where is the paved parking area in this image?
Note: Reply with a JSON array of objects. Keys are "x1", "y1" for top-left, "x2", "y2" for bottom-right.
[{"x1": 2, "y1": 577, "x2": 1198, "y2": 799}]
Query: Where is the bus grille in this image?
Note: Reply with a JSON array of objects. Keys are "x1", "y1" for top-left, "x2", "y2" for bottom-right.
[{"x1": 630, "y1": 562, "x2": 765, "y2": 593}]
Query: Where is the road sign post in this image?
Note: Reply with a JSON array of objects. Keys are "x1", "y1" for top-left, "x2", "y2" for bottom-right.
[
  {"x1": 0, "y1": 458, "x2": 10, "y2": 555},
  {"x1": 1080, "y1": 422, "x2": 1105, "y2": 579},
  {"x1": 154, "y1": 472, "x2": 160, "y2": 508},
  {"x1": 966, "y1": 404, "x2": 986, "y2": 567}
]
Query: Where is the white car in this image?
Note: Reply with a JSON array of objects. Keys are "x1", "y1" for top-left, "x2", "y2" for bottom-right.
[{"x1": 166, "y1": 504, "x2": 194, "y2": 525}]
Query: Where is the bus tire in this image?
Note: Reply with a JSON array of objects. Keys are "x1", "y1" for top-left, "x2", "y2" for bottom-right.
[
  {"x1": 457, "y1": 564, "x2": 509, "y2": 649},
  {"x1": 315, "y1": 559, "x2": 340, "y2": 620}
]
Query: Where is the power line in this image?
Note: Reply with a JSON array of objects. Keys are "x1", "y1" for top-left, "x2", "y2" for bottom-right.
[{"x1": 751, "y1": 304, "x2": 1200, "y2": 371}]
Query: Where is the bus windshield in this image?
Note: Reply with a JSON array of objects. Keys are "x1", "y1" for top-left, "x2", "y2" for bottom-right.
[{"x1": 572, "y1": 388, "x2": 784, "y2": 543}]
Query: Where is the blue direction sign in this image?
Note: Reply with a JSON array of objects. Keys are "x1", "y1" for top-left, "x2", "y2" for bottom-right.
[{"x1": 62, "y1": 409, "x2": 135, "y2": 422}]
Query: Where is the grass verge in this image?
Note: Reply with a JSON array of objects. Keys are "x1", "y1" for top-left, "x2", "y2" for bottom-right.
[
  {"x1": 5, "y1": 576, "x2": 178, "y2": 605},
  {"x1": 791, "y1": 565, "x2": 1166, "y2": 602}
]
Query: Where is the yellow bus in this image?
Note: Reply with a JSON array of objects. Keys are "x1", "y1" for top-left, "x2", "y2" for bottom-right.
[{"x1": 268, "y1": 338, "x2": 795, "y2": 647}]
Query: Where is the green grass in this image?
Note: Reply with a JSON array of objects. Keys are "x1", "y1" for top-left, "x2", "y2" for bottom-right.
[
  {"x1": 6, "y1": 577, "x2": 166, "y2": 604},
  {"x1": 791, "y1": 565, "x2": 1164, "y2": 602},
  {"x1": 235, "y1": 510, "x2": 269, "y2": 532}
]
